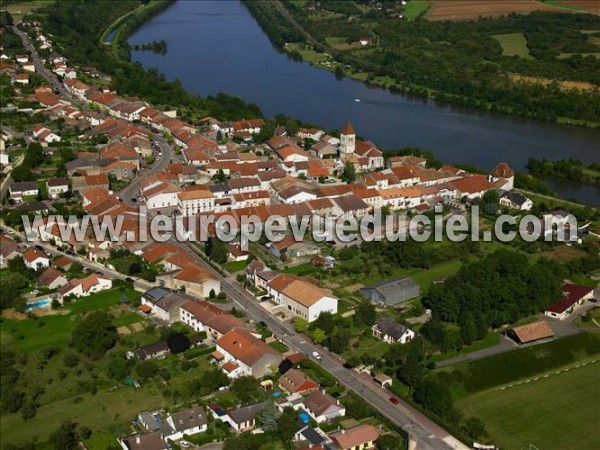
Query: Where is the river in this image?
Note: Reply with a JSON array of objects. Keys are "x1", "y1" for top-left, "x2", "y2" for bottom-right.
[{"x1": 128, "y1": 0, "x2": 599, "y2": 206}]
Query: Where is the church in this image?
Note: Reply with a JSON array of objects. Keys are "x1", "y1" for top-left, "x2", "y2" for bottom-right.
[{"x1": 339, "y1": 121, "x2": 384, "y2": 170}]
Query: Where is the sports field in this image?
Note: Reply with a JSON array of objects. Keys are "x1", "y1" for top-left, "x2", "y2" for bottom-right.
[{"x1": 456, "y1": 360, "x2": 600, "y2": 450}]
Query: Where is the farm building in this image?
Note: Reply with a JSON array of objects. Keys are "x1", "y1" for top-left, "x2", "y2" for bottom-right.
[
  {"x1": 507, "y1": 321, "x2": 555, "y2": 346},
  {"x1": 544, "y1": 283, "x2": 595, "y2": 320},
  {"x1": 360, "y1": 277, "x2": 420, "y2": 307}
]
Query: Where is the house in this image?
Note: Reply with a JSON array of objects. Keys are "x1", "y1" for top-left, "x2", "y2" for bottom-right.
[
  {"x1": 360, "y1": 277, "x2": 420, "y2": 307},
  {"x1": 141, "y1": 288, "x2": 191, "y2": 323},
  {"x1": 32, "y1": 124, "x2": 61, "y2": 143},
  {"x1": 57, "y1": 274, "x2": 112, "y2": 298},
  {"x1": 209, "y1": 402, "x2": 267, "y2": 432},
  {"x1": 157, "y1": 263, "x2": 221, "y2": 299},
  {"x1": 500, "y1": 191, "x2": 532, "y2": 211},
  {"x1": 9, "y1": 181, "x2": 39, "y2": 202},
  {"x1": 38, "y1": 267, "x2": 68, "y2": 290},
  {"x1": 46, "y1": 178, "x2": 69, "y2": 199},
  {"x1": 295, "y1": 426, "x2": 329, "y2": 447},
  {"x1": 164, "y1": 406, "x2": 207, "y2": 440},
  {"x1": 302, "y1": 390, "x2": 345, "y2": 423},
  {"x1": 0, "y1": 238, "x2": 20, "y2": 268},
  {"x1": 278, "y1": 368, "x2": 319, "y2": 395},
  {"x1": 134, "y1": 341, "x2": 170, "y2": 360},
  {"x1": 269, "y1": 236, "x2": 320, "y2": 261},
  {"x1": 227, "y1": 243, "x2": 249, "y2": 262},
  {"x1": 118, "y1": 431, "x2": 167, "y2": 450},
  {"x1": 372, "y1": 317, "x2": 415, "y2": 344},
  {"x1": 23, "y1": 248, "x2": 50, "y2": 270},
  {"x1": 180, "y1": 299, "x2": 250, "y2": 341},
  {"x1": 331, "y1": 194, "x2": 369, "y2": 219},
  {"x1": 489, "y1": 162, "x2": 515, "y2": 191},
  {"x1": 141, "y1": 180, "x2": 180, "y2": 211},
  {"x1": 450, "y1": 175, "x2": 493, "y2": 200},
  {"x1": 544, "y1": 284, "x2": 595, "y2": 320},
  {"x1": 267, "y1": 275, "x2": 338, "y2": 322},
  {"x1": 508, "y1": 321, "x2": 555, "y2": 346},
  {"x1": 328, "y1": 424, "x2": 381, "y2": 450},
  {"x1": 177, "y1": 189, "x2": 215, "y2": 217},
  {"x1": 215, "y1": 328, "x2": 282, "y2": 378}
]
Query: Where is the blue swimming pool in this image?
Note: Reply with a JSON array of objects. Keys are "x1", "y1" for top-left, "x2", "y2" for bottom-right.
[
  {"x1": 25, "y1": 299, "x2": 51, "y2": 311},
  {"x1": 299, "y1": 412, "x2": 310, "y2": 424}
]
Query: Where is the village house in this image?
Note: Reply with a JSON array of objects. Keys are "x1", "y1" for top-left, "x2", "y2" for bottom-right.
[
  {"x1": 278, "y1": 368, "x2": 319, "y2": 395},
  {"x1": 37, "y1": 267, "x2": 68, "y2": 290},
  {"x1": 23, "y1": 248, "x2": 50, "y2": 270},
  {"x1": 177, "y1": 188, "x2": 215, "y2": 217},
  {"x1": 331, "y1": 194, "x2": 369, "y2": 219},
  {"x1": 500, "y1": 191, "x2": 533, "y2": 211},
  {"x1": 9, "y1": 181, "x2": 39, "y2": 202},
  {"x1": 268, "y1": 235, "x2": 320, "y2": 261},
  {"x1": 32, "y1": 124, "x2": 61, "y2": 143},
  {"x1": 328, "y1": 424, "x2": 381, "y2": 450},
  {"x1": 266, "y1": 274, "x2": 338, "y2": 322},
  {"x1": 46, "y1": 177, "x2": 69, "y2": 199},
  {"x1": 0, "y1": 237, "x2": 20, "y2": 268},
  {"x1": 208, "y1": 402, "x2": 266, "y2": 432},
  {"x1": 57, "y1": 274, "x2": 112, "y2": 299},
  {"x1": 214, "y1": 329, "x2": 282, "y2": 379},
  {"x1": 164, "y1": 406, "x2": 207, "y2": 441},
  {"x1": 118, "y1": 432, "x2": 168, "y2": 450},
  {"x1": 301, "y1": 390, "x2": 346, "y2": 423},
  {"x1": 140, "y1": 288, "x2": 191, "y2": 323},
  {"x1": 372, "y1": 316, "x2": 415, "y2": 344},
  {"x1": 179, "y1": 299, "x2": 250, "y2": 341}
]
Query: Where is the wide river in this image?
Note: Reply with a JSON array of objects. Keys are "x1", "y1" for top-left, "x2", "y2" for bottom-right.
[{"x1": 128, "y1": 0, "x2": 599, "y2": 205}]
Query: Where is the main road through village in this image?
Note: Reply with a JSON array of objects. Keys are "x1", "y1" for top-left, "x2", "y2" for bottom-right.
[{"x1": 12, "y1": 22, "x2": 468, "y2": 450}]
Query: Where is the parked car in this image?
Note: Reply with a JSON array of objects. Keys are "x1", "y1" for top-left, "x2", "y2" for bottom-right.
[
  {"x1": 125, "y1": 277, "x2": 135, "y2": 283},
  {"x1": 312, "y1": 351, "x2": 322, "y2": 360},
  {"x1": 389, "y1": 397, "x2": 400, "y2": 405},
  {"x1": 259, "y1": 321, "x2": 268, "y2": 328}
]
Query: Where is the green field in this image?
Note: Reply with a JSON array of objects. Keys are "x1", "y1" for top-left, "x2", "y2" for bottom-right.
[
  {"x1": 456, "y1": 361, "x2": 600, "y2": 450},
  {"x1": 404, "y1": 0, "x2": 430, "y2": 20},
  {"x1": 493, "y1": 33, "x2": 533, "y2": 59}
]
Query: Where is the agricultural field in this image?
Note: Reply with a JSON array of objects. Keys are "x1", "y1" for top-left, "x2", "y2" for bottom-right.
[
  {"x1": 562, "y1": 0, "x2": 600, "y2": 13},
  {"x1": 426, "y1": 0, "x2": 566, "y2": 21},
  {"x1": 403, "y1": 0, "x2": 431, "y2": 20},
  {"x1": 456, "y1": 360, "x2": 600, "y2": 450},
  {"x1": 493, "y1": 32, "x2": 533, "y2": 58}
]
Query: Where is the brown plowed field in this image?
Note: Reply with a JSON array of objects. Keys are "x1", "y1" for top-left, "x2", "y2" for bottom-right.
[
  {"x1": 427, "y1": 0, "x2": 566, "y2": 21},
  {"x1": 561, "y1": 0, "x2": 600, "y2": 14}
]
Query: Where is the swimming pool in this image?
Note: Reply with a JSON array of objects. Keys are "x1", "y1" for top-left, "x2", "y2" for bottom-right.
[{"x1": 25, "y1": 299, "x2": 51, "y2": 311}]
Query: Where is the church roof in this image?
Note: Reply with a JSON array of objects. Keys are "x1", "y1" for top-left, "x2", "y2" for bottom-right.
[{"x1": 341, "y1": 121, "x2": 355, "y2": 135}]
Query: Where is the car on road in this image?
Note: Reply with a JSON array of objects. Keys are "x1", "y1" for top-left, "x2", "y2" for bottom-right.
[
  {"x1": 389, "y1": 396, "x2": 400, "y2": 405},
  {"x1": 125, "y1": 277, "x2": 135, "y2": 283},
  {"x1": 179, "y1": 441, "x2": 190, "y2": 448},
  {"x1": 65, "y1": 250, "x2": 75, "y2": 256},
  {"x1": 258, "y1": 321, "x2": 268, "y2": 328},
  {"x1": 131, "y1": 198, "x2": 137, "y2": 203},
  {"x1": 312, "y1": 351, "x2": 322, "y2": 360}
]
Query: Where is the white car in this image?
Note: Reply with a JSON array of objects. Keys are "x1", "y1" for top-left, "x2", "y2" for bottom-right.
[
  {"x1": 180, "y1": 441, "x2": 190, "y2": 448},
  {"x1": 312, "y1": 351, "x2": 322, "y2": 360}
]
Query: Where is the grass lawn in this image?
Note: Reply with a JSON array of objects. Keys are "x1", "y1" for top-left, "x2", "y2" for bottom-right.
[
  {"x1": 493, "y1": 33, "x2": 533, "y2": 59},
  {"x1": 1, "y1": 387, "x2": 166, "y2": 447},
  {"x1": 456, "y1": 361, "x2": 600, "y2": 450},
  {"x1": 223, "y1": 260, "x2": 247, "y2": 273},
  {"x1": 431, "y1": 331, "x2": 500, "y2": 363},
  {"x1": 269, "y1": 341, "x2": 290, "y2": 353},
  {"x1": 404, "y1": 0, "x2": 430, "y2": 20}
]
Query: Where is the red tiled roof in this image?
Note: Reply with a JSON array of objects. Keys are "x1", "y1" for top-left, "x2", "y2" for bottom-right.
[{"x1": 545, "y1": 284, "x2": 594, "y2": 314}]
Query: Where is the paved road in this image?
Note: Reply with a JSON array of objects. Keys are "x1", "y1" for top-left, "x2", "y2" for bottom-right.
[
  {"x1": 12, "y1": 25, "x2": 71, "y2": 100},
  {"x1": 119, "y1": 135, "x2": 173, "y2": 205},
  {"x1": 178, "y1": 242, "x2": 468, "y2": 450}
]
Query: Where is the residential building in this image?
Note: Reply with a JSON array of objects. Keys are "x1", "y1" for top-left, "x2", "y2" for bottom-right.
[
  {"x1": 38, "y1": 267, "x2": 68, "y2": 290},
  {"x1": 177, "y1": 189, "x2": 215, "y2": 217},
  {"x1": 215, "y1": 329, "x2": 282, "y2": 378},
  {"x1": 22, "y1": 248, "x2": 50, "y2": 270},
  {"x1": 302, "y1": 390, "x2": 346, "y2": 423},
  {"x1": 9, "y1": 181, "x2": 39, "y2": 202},
  {"x1": 118, "y1": 432, "x2": 167, "y2": 450},
  {"x1": 371, "y1": 317, "x2": 415, "y2": 344},
  {"x1": 164, "y1": 406, "x2": 207, "y2": 441},
  {"x1": 500, "y1": 191, "x2": 533, "y2": 211},
  {"x1": 278, "y1": 368, "x2": 319, "y2": 395},
  {"x1": 508, "y1": 321, "x2": 555, "y2": 346},
  {"x1": 141, "y1": 288, "x2": 191, "y2": 323},
  {"x1": 328, "y1": 424, "x2": 380, "y2": 450},
  {"x1": 46, "y1": 177, "x2": 69, "y2": 199},
  {"x1": 208, "y1": 402, "x2": 266, "y2": 432}
]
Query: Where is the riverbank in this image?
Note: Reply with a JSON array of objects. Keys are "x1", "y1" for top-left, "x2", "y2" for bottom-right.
[{"x1": 244, "y1": 0, "x2": 600, "y2": 128}]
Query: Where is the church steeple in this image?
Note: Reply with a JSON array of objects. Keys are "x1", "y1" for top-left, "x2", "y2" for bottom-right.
[{"x1": 340, "y1": 121, "x2": 356, "y2": 155}]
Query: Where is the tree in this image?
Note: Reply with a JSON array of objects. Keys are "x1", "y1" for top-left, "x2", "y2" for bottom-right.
[
  {"x1": 230, "y1": 376, "x2": 262, "y2": 404},
  {"x1": 376, "y1": 434, "x2": 405, "y2": 450},
  {"x1": 20, "y1": 399, "x2": 37, "y2": 420},
  {"x1": 206, "y1": 237, "x2": 228, "y2": 264},
  {"x1": 313, "y1": 312, "x2": 335, "y2": 334},
  {"x1": 135, "y1": 360, "x2": 159, "y2": 382},
  {"x1": 49, "y1": 420, "x2": 78, "y2": 450},
  {"x1": 106, "y1": 357, "x2": 130, "y2": 380},
  {"x1": 341, "y1": 161, "x2": 356, "y2": 183},
  {"x1": 413, "y1": 379, "x2": 455, "y2": 421},
  {"x1": 278, "y1": 406, "x2": 298, "y2": 442},
  {"x1": 355, "y1": 300, "x2": 376, "y2": 326},
  {"x1": 71, "y1": 312, "x2": 118, "y2": 358},
  {"x1": 256, "y1": 400, "x2": 278, "y2": 433},
  {"x1": 310, "y1": 327, "x2": 327, "y2": 344},
  {"x1": 294, "y1": 317, "x2": 309, "y2": 333}
]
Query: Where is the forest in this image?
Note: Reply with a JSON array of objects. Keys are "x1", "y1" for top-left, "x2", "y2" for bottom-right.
[
  {"x1": 39, "y1": 0, "x2": 263, "y2": 122},
  {"x1": 527, "y1": 157, "x2": 600, "y2": 185},
  {"x1": 248, "y1": 1, "x2": 600, "y2": 123}
]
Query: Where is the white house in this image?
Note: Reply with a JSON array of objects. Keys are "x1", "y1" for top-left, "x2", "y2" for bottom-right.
[
  {"x1": 46, "y1": 178, "x2": 69, "y2": 199},
  {"x1": 301, "y1": 390, "x2": 346, "y2": 423},
  {"x1": 544, "y1": 284, "x2": 595, "y2": 320},
  {"x1": 57, "y1": 274, "x2": 112, "y2": 298},
  {"x1": 177, "y1": 189, "x2": 215, "y2": 217},
  {"x1": 22, "y1": 248, "x2": 50, "y2": 270},
  {"x1": 267, "y1": 275, "x2": 338, "y2": 322},
  {"x1": 141, "y1": 181, "x2": 180, "y2": 211},
  {"x1": 9, "y1": 181, "x2": 39, "y2": 202},
  {"x1": 500, "y1": 192, "x2": 533, "y2": 211},
  {"x1": 371, "y1": 317, "x2": 415, "y2": 344},
  {"x1": 164, "y1": 407, "x2": 207, "y2": 441}
]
